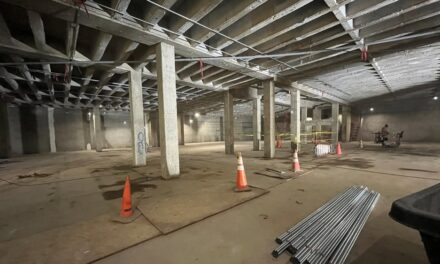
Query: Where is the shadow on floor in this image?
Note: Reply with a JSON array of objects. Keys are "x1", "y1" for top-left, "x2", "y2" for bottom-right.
[{"x1": 349, "y1": 235, "x2": 427, "y2": 264}]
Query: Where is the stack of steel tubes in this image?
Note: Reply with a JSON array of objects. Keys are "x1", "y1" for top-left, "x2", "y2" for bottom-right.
[{"x1": 272, "y1": 186, "x2": 379, "y2": 264}]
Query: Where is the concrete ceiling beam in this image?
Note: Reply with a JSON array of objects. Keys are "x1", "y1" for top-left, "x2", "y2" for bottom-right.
[
  {"x1": 207, "y1": 0, "x2": 313, "y2": 50},
  {"x1": 187, "y1": 0, "x2": 268, "y2": 45},
  {"x1": 224, "y1": 1, "x2": 330, "y2": 55},
  {"x1": 2, "y1": 0, "x2": 272, "y2": 80},
  {"x1": 168, "y1": 0, "x2": 223, "y2": 36},
  {"x1": 0, "y1": 67, "x2": 32, "y2": 102},
  {"x1": 142, "y1": 0, "x2": 178, "y2": 27}
]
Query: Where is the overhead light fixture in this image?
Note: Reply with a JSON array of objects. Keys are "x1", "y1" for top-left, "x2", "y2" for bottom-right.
[
  {"x1": 194, "y1": 112, "x2": 200, "y2": 118},
  {"x1": 433, "y1": 96, "x2": 438, "y2": 100},
  {"x1": 369, "y1": 107, "x2": 374, "y2": 112},
  {"x1": 189, "y1": 119, "x2": 193, "y2": 124},
  {"x1": 99, "y1": 104, "x2": 103, "y2": 108},
  {"x1": 123, "y1": 121, "x2": 127, "y2": 125}
]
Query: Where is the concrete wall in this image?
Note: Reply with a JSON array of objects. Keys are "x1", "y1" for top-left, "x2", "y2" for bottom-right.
[
  {"x1": 102, "y1": 111, "x2": 131, "y2": 149},
  {"x1": 0, "y1": 106, "x2": 135, "y2": 156},
  {"x1": 180, "y1": 112, "x2": 253, "y2": 144},
  {"x1": 54, "y1": 109, "x2": 87, "y2": 151},
  {"x1": 353, "y1": 96, "x2": 440, "y2": 142}
]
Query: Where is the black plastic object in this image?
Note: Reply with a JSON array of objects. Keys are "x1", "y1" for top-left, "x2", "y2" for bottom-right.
[{"x1": 390, "y1": 183, "x2": 440, "y2": 263}]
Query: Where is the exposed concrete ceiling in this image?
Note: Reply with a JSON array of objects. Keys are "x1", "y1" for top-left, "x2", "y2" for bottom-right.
[{"x1": 0, "y1": 0, "x2": 439, "y2": 112}]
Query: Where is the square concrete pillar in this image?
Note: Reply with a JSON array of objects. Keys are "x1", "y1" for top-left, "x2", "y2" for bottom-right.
[
  {"x1": 129, "y1": 69, "x2": 147, "y2": 166},
  {"x1": 0, "y1": 103, "x2": 11, "y2": 158},
  {"x1": 341, "y1": 106, "x2": 351, "y2": 142},
  {"x1": 93, "y1": 107, "x2": 104, "y2": 152},
  {"x1": 178, "y1": 113, "x2": 185, "y2": 145},
  {"x1": 144, "y1": 112, "x2": 150, "y2": 148},
  {"x1": 290, "y1": 88, "x2": 300, "y2": 152},
  {"x1": 224, "y1": 90, "x2": 234, "y2": 154},
  {"x1": 301, "y1": 107, "x2": 308, "y2": 144},
  {"x1": 253, "y1": 96, "x2": 261, "y2": 151},
  {"x1": 157, "y1": 42, "x2": 180, "y2": 178},
  {"x1": 313, "y1": 107, "x2": 322, "y2": 133},
  {"x1": 332, "y1": 103, "x2": 340, "y2": 144},
  {"x1": 48, "y1": 107, "x2": 56, "y2": 153},
  {"x1": 264, "y1": 80, "x2": 275, "y2": 158}
]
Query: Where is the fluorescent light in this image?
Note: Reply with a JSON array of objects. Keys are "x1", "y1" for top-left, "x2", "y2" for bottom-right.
[
  {"x1": 369, "y1": 107, "x2": 374, "y2": 112},
  {"x1": 434, "y1": 96, "x2": 438, "y2": 100},
  {"x1": 189, "y1": 119, "x2": 193, "y2": 124},
  {"x1": 194, "y1": 112, "x2": 200, "y2": 118}
]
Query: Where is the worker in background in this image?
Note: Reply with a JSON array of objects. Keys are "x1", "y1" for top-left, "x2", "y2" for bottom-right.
[{"x1": 381, "y1": 124, "x2": 389, "y2": 146}]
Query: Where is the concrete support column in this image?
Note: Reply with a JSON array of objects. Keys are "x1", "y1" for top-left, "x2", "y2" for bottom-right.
[
  {"x1": 332, "y1": 103, "x2": 340, "y2": 143},
  {"x1": 157, "y1": 42, "x2": 180, "y2": 178},
  {"x1": 313, "y1": 107, "x2": 322, "y2": 133},
  {"x1": 0, "y1": 103, "x2": 11, "y2": 158},
  {"x1": 301, "y1": 106, "x2": 308, "y2": 144},
  {"x1": 93, "y1": 107, "x2": 104, "y2": 152},
  {"x1": 129, "y1": 69, "x2": 147, "y2": 166},
  {"x1": 252, "y1": 96, "x2": 261, "y2": 151},
  {"x1": 144, "y1": 112, "x2": 150, "y2": 149},
  {"x1": 47, "y1": 107, "x2": 56, "y2": 153},
  {"x1": 341, "y1": 106, "x2": 351, "y2": 142},
  {"x1": 178, "y1": 113, "x2": 185, "y2": 145},
  {"x1": 264, "y1": 80, "x2": 275, "y2": 158},
  {"x1": 290, "y1": 89, "x2": 300, "y2": 152},
  {"x1": 88, "y1": 109, "x2": 96, "y2": 150},
  {"x1": 224, "y1": 90, "x2": 234, "y2": 154}
]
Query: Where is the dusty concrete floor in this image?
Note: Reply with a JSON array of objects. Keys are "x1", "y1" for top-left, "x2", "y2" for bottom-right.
[{"x1": 1, "y1": 141, "x2": 439, "y2": 263}]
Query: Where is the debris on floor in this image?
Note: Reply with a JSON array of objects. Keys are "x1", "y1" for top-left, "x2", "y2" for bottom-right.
[
  {"x1": 272, "y1": 186, "x2": 380, "y2": 263},
  {"x1": 17, "y1": 173, "x2": 52, "y2": 179},
  {"x1": 254, "y1": 168, "x2": 296, "y2": 179}
]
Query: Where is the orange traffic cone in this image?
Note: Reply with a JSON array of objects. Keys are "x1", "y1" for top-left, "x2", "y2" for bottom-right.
[
  {"x1": 234, "y1": 152, "x2": 251, "y2": 192},
  {"x1": 292, "y1": 150, "x2": 302, "y2": 172},
  {"x1": 120, "y1": 176, "x2": 134, "y2": 217},
  {"x1": 336, "y1": 142, "x2": 342, "y2": 156}
]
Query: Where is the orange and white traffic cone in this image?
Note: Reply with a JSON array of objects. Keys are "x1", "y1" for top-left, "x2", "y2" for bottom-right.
[
  {"x1": 114, "y1": 176, "x2": 141, "y2": 223},
  {"x1": 292, "y1": 150, "x2": 302, "y2": 172},
  {"x1": 336, "y1": 142, "x2": 342, "y2": 157},
  {"x1": 120, "y1": 176, "x2": 134, "y2": 217},
  {"x1": 234, "y1": 152, "x2": 251, "y2": 192}
]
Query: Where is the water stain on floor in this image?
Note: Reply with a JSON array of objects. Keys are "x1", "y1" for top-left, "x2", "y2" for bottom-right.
[
  {"x1": 317, "y1": 158, "x2": 374, "y2": 169},
  {"x1": 99, "y1": 177, "x2": 158, "y2": 200},
  {"x1": 17, "y1": 173, "x2": 52, "y2": 179},
  {"x1": 399, "y1": 168, "x2": 438, "y2": 173},
  {"x1": 0, "y1": 160, "x2": 21, "y2": 165}
]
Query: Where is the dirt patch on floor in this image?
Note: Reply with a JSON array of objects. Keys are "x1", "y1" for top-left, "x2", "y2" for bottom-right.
[
  {"x1": 0, "y1": 160, "x2": 21, "y2": 165},
  {"x1": 317, "y1": 158, "x2": 374, "y2": 169},
  {"x1": 399, "y1": 168, "x2": 438, "y2": 173},
  {"x1": 17, "y1": 173, "x2": 52, "y2": 179},
  {"x1": 99, "y1": 177, "x2": 158, "y2": 200}
]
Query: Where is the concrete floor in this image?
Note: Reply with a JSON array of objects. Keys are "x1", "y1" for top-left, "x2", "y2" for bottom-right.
[{"x1": 1, "y1": 141, "x2": 439, "y2": 263}]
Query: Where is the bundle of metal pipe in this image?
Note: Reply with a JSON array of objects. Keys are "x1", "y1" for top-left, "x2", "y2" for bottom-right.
[{"x1": 271, "y1": 186, "x2": 380, "y2": 263}]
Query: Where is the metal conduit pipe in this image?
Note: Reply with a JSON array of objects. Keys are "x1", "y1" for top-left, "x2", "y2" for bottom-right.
[
  {"x1": 283, "y1": 189, "x2": 364, "y2": 254},
  {"x1": 328, "y1": 192, "x2": 380, "y2": 264},
  {"x1": 291, "y1": 191, "x2": 370, "y2": 264},
  {"x1": 288, "y1": 188, "x2": 368, "y2": 253},
  {"x1": 272, "y1": 188, "x2": 362, "y2": 257},
  {"x1": 289, "y1": 192, "x2": 364, "y2": 263},
  {"x1": 315, "y1": 194, "x2": 376, "y2": 264},
  {"x1": 308, "y1": 193, "x2": 377, "y2": 264},
  {"x1": 306, "y1": 197, "x2": 371, "y2": 264},
  {"x1": 308, "y1": 192, "x2": 378, "y2": 264},
  {"x1": 279, "y1": 187, "x2": 360, "y2": 244},
  {"x1": 286, "y1": 188, "x2": 365, "y2": 256},
  {"x1": 276, "y1": 186, "x2": 359, "y2": 243}
]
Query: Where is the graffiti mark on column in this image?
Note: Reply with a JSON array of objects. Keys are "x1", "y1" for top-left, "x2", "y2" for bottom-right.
[{"x1": 137, "y1": 131, "x2": 145, "y2": 155}]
